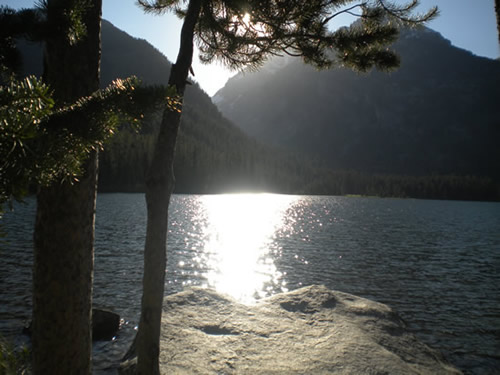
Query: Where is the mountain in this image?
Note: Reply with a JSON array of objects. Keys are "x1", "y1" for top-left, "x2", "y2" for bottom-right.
[
  {"x1": 17, "y1": 20, "x2": 316, "y2": 194},
  {"x1": 15, "y1": 22, "x2": 499, "y2": 200},
  {"x1": 213, "y1": 27, "x2": 500, "y2": 180}
]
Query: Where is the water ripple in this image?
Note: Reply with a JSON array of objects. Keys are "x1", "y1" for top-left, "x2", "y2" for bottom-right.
[{"x1": 1, "y1": 194, "x2": 499, "y2": 374}]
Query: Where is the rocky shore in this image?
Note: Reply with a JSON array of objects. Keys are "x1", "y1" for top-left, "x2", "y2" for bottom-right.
[{"x1": 121, "y1": 285, "x2": 461, "y2": 374}]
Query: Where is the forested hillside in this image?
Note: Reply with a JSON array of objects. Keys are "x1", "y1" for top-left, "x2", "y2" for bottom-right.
[{"x1": 214, "y1": 27, "x2": 500, "y2": 180}]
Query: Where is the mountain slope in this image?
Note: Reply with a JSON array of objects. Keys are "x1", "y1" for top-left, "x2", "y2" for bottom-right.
[
  {"x1": 98, "y1": 21, "x2": 321, "y2": 193},
  {"x1": 213, "y1": 27, "x2": 500, "y2": 179},
  {"x1": 100, "y1": 21, "x2": 171, "y2": 87},
  {"x1": 16, "y1": 20, "x2": 318, "y2": 194}
]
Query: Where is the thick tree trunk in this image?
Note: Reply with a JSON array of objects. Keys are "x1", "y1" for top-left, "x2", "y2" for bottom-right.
[
  {"x1": 33, "y1": 153, "x2": 98, "y2": 374},
  {"x1": 32, "y1": 1, "x2": 102, "y2": 374},
  {"x1": 135, "y1": 0, "x2": 202, "y2": 374}
]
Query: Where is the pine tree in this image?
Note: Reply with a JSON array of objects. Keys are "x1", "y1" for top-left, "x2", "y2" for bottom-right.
[
  {"x1": 1, "y1": 2, "x2": 167, "y2": 373},
  {"x1": 32, "y1": 1, "x2": 102, "y2": 373},
  {"x1": 133, "y1": 0, "x2": 437, "y2": 374}
]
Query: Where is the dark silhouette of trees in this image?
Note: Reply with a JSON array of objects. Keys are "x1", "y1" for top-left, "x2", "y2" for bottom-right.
[{"x1": 132, "y1": 0, "x2": 437, "y2": 373}]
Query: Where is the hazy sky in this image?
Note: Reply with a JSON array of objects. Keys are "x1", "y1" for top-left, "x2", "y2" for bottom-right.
[{"x1": 3, "y1": 0, "x2": 499, "y2": 95}]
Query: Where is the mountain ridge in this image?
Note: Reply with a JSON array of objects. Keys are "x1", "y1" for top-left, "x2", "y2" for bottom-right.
[
  {"x1": 213, "y1": 26, "x2": 500, "y2": 179},
  {"x1": 15, "y1": 21, "x2": 500, "y2": 200}
]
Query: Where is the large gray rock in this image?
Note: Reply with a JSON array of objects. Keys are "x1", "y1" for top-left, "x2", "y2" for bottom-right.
[{"x1": 122, "y1": 285, "x2": 461, "y2": 374}]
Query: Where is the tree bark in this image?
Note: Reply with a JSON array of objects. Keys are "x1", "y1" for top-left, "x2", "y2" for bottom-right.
[
  {"x1": 135, "y1": 0, "x2": 202, "y2": 374},
  {"x1": 32, "y1": 1, "x2": 102, "y2": 374}
]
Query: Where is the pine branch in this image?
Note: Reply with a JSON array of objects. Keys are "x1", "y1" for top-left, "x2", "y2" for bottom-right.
[
  {"x1": 375, "y1": 0, "x2": 438, "y2": 25},
  {"x1": 0, "y1": 75, "x2": 176, "y2": 206},
  {"x1": 136, "y1": 0, "x2": 180, "y2": 15},
  {"x1": 193, "y1": 0, "x2": 438, "y2": 72}
]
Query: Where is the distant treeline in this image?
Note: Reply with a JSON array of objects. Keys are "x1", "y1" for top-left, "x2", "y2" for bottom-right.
[
  {"x1": 98, "y1": 109, "x2": 500, "y2": 202},
  {"x1": 304, "y1": 170, "x2": 499, "y2": 201},
  {"x1": 98, "y1": 90, "x2": 316, "y2": 195}
]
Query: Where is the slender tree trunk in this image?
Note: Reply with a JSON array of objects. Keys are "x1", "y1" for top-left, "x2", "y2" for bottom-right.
[
  {"x1": 136, "y1": 0, "x2": 202, "y2": 373},
  {"x1": 32, "y1": 1, "x2": 102, "y2": 374}
]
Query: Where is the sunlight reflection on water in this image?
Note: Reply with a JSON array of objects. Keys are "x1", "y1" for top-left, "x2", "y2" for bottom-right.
[{"x1": 185, "y1": 193, "x2": 298, "y2": 303}]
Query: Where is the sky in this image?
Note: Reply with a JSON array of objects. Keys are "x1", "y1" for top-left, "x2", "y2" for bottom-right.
[{"x1": 2, "y1": 0, "x2": 499, "y2": 96}]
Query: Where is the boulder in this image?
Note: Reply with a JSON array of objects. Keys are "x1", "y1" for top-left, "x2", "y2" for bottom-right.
[
  {"x1": 92, "y1": 308, "x2": 120, "y2": 341},
  {"x1": 23, "y1": 308, "x2": 120, "y2": 341},
  {"x1": 121, "y1": 285, "x2": 461, "y2": 374}
]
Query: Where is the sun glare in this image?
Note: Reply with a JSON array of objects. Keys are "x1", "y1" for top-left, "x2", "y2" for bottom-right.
[
  {"x1": 230, "y1": 11, "x2": 266, "y2": 38},
  {"x1": 242, "y1": 12, "x2": 251, "y2": 27},
  {"x1": 199, "y1": 193, "x2": 296, "y2": 303}
]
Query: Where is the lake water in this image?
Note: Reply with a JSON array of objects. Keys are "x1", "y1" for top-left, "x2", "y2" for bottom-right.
[{"x1": 1, "y1": 193, "x2": 499, "y2": 374}]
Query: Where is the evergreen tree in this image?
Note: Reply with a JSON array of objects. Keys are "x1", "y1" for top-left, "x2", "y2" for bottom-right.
[
  {"x1": 133, "y1": 0, "x2": 437, "y2": 374},
  {"x1": 1, "y1": 3, "x2": 167, "y2": 373},
  {"x1": 32, "y1": 1, "x2": 102, "y2": 373}
]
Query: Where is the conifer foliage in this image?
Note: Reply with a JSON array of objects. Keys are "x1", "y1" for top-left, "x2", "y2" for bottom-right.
[
  {"x1": 0, "y1": 4, "x2": 172, "y2": 210},
  {"x1": 0, "y1": 75, "x2": 165, "y2": 208},
  {"x1": 140, "y1": 0, "x2": 436, "y2": 72}
]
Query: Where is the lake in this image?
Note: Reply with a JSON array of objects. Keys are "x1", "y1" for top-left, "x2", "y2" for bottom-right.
[{"x1": 1, "y1": 193, "x2": 499, "y2": 374}]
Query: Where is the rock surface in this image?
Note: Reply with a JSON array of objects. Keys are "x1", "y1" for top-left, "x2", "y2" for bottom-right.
[
  {"x1": 122, "y1": 286, "x2": 460, "y2": 375},
  {"x1": 123, "y1": 285, "x2": 461, "y2": 374}
]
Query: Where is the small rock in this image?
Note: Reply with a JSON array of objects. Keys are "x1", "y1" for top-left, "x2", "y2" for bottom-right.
[
  {"x1": 22, "y1": 308, "x2": 120, "y2": 342},
  {"x1": 93, "y1": 308, "x2": 120, "y2": 341},
  {"x1": 22, "y1": 320, "x2": 32, "y2": 336}
]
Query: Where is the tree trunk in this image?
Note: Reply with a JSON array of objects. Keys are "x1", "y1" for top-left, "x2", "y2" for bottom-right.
[
  {"x1": 32, "y1": 1, "x2": 102, "y2": 374},
  {"x1": 136, "y1": 0, "x2": 202, "y2": 374}
]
